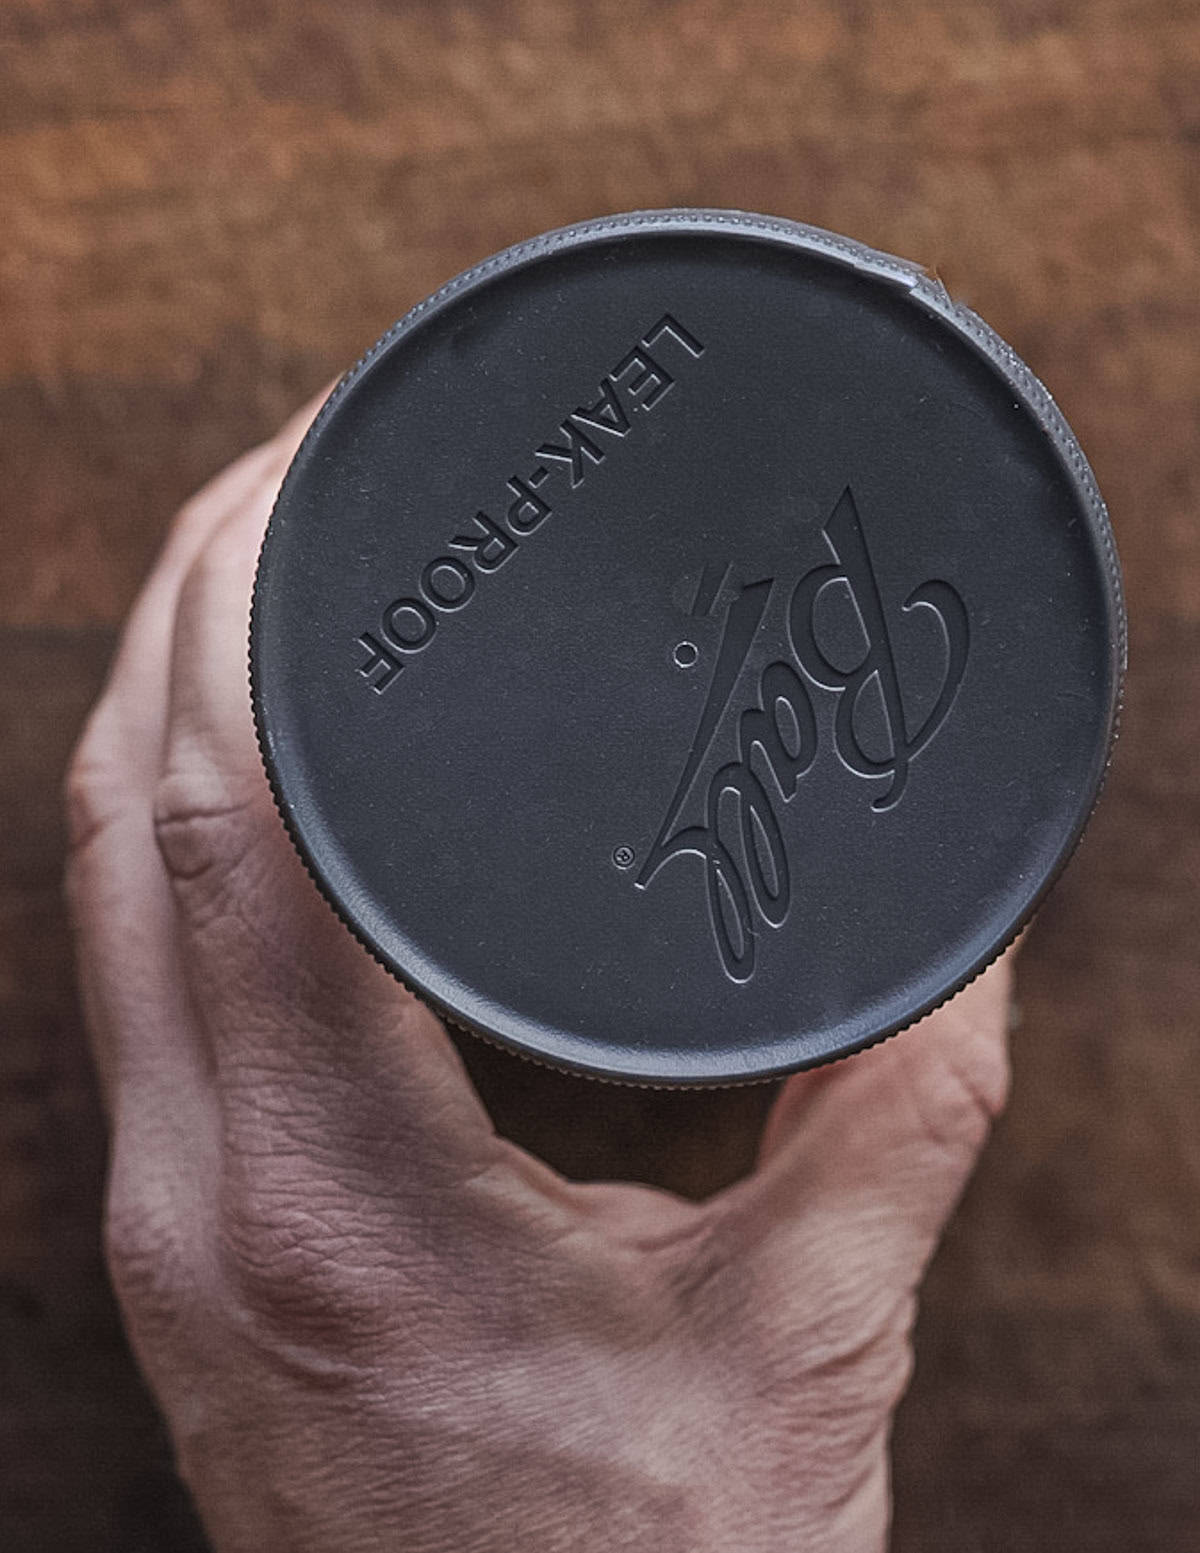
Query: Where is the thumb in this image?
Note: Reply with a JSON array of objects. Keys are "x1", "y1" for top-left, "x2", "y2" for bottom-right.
[{"x1": 713, "y1": 955, "x2": 1013, "y2": 1311}]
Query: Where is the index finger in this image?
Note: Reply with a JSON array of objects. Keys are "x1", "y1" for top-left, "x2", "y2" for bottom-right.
[{"x1": 153, "y1": 424, "x2": 501, "y2": 1187}]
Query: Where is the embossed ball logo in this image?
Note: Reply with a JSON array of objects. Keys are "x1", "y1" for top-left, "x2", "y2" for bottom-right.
[{"x1": 635, "y1": 487, "x2": 969, "y2": 983}]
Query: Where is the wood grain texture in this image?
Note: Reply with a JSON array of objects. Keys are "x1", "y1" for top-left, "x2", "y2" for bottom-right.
[{"x1": 2, "y1": 1, "x2": 1197, "y2": 1547}]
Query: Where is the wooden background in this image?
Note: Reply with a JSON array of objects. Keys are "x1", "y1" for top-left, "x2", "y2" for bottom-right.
[{"x1": 2, "y1": 1, "x2": 1198, "y2": 1547}]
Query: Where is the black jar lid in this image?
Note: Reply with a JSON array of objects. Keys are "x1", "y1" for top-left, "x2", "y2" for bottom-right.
[{"x1": 250, "y1": 209, "x2": 1124, "y2": 1085}]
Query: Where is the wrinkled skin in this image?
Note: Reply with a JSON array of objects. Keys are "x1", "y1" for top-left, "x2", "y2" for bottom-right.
[{"x1": 65, "y1": 397, "x2": 1012, "y2": 1552}]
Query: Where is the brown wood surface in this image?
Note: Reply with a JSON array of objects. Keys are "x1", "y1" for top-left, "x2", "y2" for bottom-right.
[{"x1": 2, "y1": 1, "x2": 1198, "y2": 1548}]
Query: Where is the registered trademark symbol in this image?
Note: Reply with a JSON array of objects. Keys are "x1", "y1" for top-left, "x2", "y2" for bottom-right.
[
  {"x1": 612, "y1": 845, "x2": 636, "y2": 869},
  {"x1": 673, "y1": 640, "x2": 699, "y2": 669}
]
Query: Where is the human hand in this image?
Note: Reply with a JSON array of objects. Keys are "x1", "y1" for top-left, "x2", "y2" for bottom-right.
[{"x1": 65, "y1": 398, "x2": 1012, "y2": 1553}]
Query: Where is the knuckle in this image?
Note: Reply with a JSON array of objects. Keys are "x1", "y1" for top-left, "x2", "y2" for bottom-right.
[
  {"x1": 63, "y1": 726, "x2": 127, "y2": 858},
  {"x1": 103, "y1": 1180, "x2": 198, "y2": 1333},
  {"x1": 152, "y1": 767, "x2": 259, "y2": 894},
  {"x1": 186, "y1": 506, "x2": 254, "y2": 603},
  {"x1": 913, "y1": 1020, "x2": 1011, "y2": 1156},
  {"x1": 216, "y1": 1159, "x2": 395, "y2": 1339}
]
